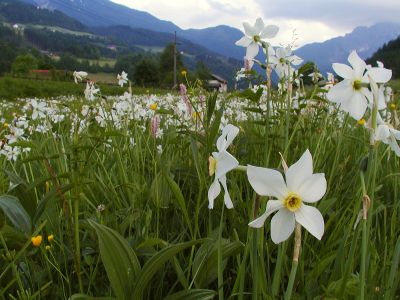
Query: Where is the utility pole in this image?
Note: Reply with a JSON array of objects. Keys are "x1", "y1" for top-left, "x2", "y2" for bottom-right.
[{"x1": 173, "y1": 31, "x2": 177, "y2": 89}]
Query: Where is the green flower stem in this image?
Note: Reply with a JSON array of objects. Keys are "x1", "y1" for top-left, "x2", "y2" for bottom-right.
[
  {"x1": 272, "y1": 243, "x2": 285, "y2": 297},
  {"x1": 284, "y1": 223, "x2": 302, "y2": 300},
  {"x1": 360, "y1": 77, "x2": 379, "y2": 300},
  {"x1": 284, "y1": 67, "x2": 292, "y2": 147},
  {"x1": 252, "y1": 194, "x2": 261, "y2": 300},
  {"x1": 360, "y1": 172, "x2": 368, "y2": 300},
  {"x1": 218, "y1": 205, "x2": 225, "y2": 300},
  {"x1": 235, "y1": 165, "x2": 248, "y2": 172},
  {"x1": 252, "y1": 229, "x2": 258, "y2": 300},
  {"x1": 72, "y1": 134, "x2": 83, "y2": 293}
]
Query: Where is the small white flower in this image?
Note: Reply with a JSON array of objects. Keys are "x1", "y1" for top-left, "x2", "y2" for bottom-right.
[
  {"x1": 84, "y1": 82, "x2": 100, "y2": 101},
  {"x1": 117, "y1": 71, "x2": 128, "y2": 87},
  {"x1": 208, "y1": 124, "x2": 239, "y2": 209},
  {"x1": 235, "y1": 18, "x2": 279, "y2": 58},
  {"x1": 156, "y1": 145, "x2": 163, "y2": 154},
  {"x1": 269, "y1": 47, "x2": 303, "y2": 79},
  {"x1": 247, "y1": 150, "x2": 327, "y2": 244},
  {"x1": 371, "y1": 114, "x2": 400, "y2": 156},
  {"x1": 73, "y1": 71, "x2": 88, "y2": 84},
  {"x1": 1, "y1": 145, "x2": 21, "y2": 161},
  {"x1": 31, "y1": 100, "x2": 47, "y2": 120},
  {"x1": 327, "y1": 51, "x2": 392, "y2": 120}
]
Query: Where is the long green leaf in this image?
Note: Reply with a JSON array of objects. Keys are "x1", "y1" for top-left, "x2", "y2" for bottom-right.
[
  {"x1": 0, "y1": 195, "x2": 31, "y2": 234},
  {"x1": 163, "y1": 289, "x2": 216, "y2": 300},
  {"x1": 163, "y1": 173, "x2": 193, "y2": 237},
  {"x1": 88, "y1": 220, "x2": 141, "y2": 300},
  {"x1": 132, "y1": 239, "x2": 205, "y2": 300},
  {"x1": 69, "y1": 294, "x2": 116, "y2": 300},
  {"x1": 192, "y1": 240, "x2": 244, "y2": 288}
]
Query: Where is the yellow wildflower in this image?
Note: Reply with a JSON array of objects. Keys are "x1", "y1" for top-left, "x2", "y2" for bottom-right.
[
  {"x1": 358, "y1": 119, "x2": 366, "y2": 126},
  {"x1": 48, "y1": 234, "x2": 54, "y2": 242},
  {"x1": 31, "y1": 235, "x2": 42, "y2": 247},
  {"x1": 149, "y1": 103, "x2": 158, "y2": 111}
]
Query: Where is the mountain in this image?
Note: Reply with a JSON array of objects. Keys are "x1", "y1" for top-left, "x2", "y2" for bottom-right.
[
  {"x1": 20, "y1": 0, "x2": 244, "y2": 60},
  {"x1": 367, "y1": 36, "x2": 400, "y2": 78},
  {"x1": 180, "y1": 26, "x2": 244, "y2": 60},
  {"x1": 20, "y1": 0, "x2": 180, "y2": 32},
  {"x1": 295, "y1": 22, "x2": 400, "y2": 75},
  {"x1": 0, "y1": 0, "x2": 86, "y2": 31},
  {"x1": 1, "y1": 0, "x2": 241, "y2": 82},
  {"x1": 91, "y1": 26, "x2": 242, "y2": 80}
]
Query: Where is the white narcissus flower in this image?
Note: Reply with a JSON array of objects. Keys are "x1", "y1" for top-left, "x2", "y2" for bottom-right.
[
  {"x1": 268, "y1": 47, "x2": 303, "y2": 79},
  {"x1": 31, "y1": 100, "x2": 47, "y2": 120},
  {"x1": 84, "y1": 82, "x2": 100, "y2": 101},
  {"x1": 370, "y1": 114, "x2": 400, "y2": 156},
  {"x1": 73, "y1": 71, "x2": 88, "y2": 84},
  {"x1": 247, "y1": 150, "x2": 327, "y2": 244},
  {"x1": 374, "y1": 124, "x2": 400, "y2": 156},
  {"x1": 235, "y1": 18, "x2": 279, "y2": 58},
  {"x1": 208, "y1": 124, "x2": 239, "y2": 209},
  {"x1": 327, "y1": 51, "x2": 392, "y2": 120},
  {"x1": 117, "y1": 71, "x2": 128, "y2": 87}
]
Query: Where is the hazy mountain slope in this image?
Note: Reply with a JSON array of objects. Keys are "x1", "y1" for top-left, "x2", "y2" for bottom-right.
[
  {"x1": 295, "y1": 22, "x2": 400, "y2": 75},
  {"x1": 20, "y1": 0, "x2": 245, "y2": 59}
]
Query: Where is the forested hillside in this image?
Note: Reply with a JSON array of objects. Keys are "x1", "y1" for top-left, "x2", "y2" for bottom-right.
[{"x1": 368, "y1": 35, "x2": 400, "y2": 78}]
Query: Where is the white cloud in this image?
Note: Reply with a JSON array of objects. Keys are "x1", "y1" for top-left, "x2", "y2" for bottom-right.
[{"x1": 110, "y1": 0, "x2": 399, "y2": 46}]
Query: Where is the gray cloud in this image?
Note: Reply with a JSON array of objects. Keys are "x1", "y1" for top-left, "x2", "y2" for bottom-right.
[
  {"x1": 254, "y1": 0, "x2": 400, "y2": 29},
  {"x1": 206, "y1": 0, "x2": 246, "y2": 14}
]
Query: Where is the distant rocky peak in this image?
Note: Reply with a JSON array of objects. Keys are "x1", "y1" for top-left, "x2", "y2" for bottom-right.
[{"x1": 33, "y1": 0, "x2": 54, "y2": 10}]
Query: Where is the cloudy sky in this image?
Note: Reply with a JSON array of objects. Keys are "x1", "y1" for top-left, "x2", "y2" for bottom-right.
[{"x1": 111, "y1": 0, "x2": 400, "y2": 47}]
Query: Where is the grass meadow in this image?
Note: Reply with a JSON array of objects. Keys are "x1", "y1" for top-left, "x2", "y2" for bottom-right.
[{"x1": 0, "y1": 23, "x2": 400, "y2": 300}]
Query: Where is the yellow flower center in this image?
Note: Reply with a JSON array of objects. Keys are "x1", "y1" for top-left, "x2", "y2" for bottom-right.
[
  {"x1": 353, "y1": 80, "x2": 362, "y2": 91},
  {"x1": 3, "y1": 123, "x2": 9, "y2": 128},
  {"x1": 253, "y1": 35, "x2": 261, "y2": 42},
  {"x1": 358, "y1": 118, "x2": 366, "y2": 126},
  {"x1": 208, "y1": 156, "x2": 217, "y2": 176},
  {"x1": 284, "y1": 193, "x2": 302, "y2": 212},
  {"x1": 149, "y1": 103, "x2": 158, "y2": 111},
  {"x1": 390, "y1": 103, "x2": 396, "y2": 110},
  {"x1": 31, "y1": 235, "x2": 43, "y2": 247}
]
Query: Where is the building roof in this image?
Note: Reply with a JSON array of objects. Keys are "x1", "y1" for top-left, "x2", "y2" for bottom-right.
[{"x1": 211, "y1": 74, "x2": 227, "y2": 84}]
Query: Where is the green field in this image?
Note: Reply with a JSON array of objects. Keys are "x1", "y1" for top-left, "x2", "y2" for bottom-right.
[
  {"x1": 0, "y1": 76, "x2": 168, "y2": 100},
  {"x1": 0, "y1": 71, "x2": 399, "y2": 299}
]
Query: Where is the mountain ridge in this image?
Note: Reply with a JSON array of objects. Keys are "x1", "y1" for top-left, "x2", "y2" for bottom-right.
[{"x1": 295, "y1": 22, "x2": 400, "y2": 75}]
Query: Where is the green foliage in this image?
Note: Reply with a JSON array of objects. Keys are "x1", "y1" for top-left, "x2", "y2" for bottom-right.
[
  {"x1": 11, "y1": 54, "x2": 38, "y2": 74},
  {"x1": 25, "y1": 28, "x2": 114, "y2": 60},
  {"x1": 0, "y1": 77, "x2": 164, "y2": 100},
  {"x1": 195, "y1": 61, "x2": 212, "y2": 81},
  {"x1": 163, "y1": 289, "x2": 216, "y2": 300},
  {"x1": 0, "y1": 195, "x2": 31, "y2": 234},
  {"x1": 88, "y1": 221, "x2": 141, "y2": 300},
  {"x1": 159, "y1": 43, "x2": 184, "y2": 87},
  {"x1": 0, "y1": 0, "x2": 86, "y2": 31},
  {"x1": 368, "y1": 36, "x2": 400, "y2": 78},
  {"x1": 133, "y1": 58, "x2": 160, "y2": 87}
]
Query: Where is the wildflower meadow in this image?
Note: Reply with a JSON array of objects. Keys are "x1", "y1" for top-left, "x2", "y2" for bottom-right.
[{"x1": 1, "y1": 17, "x2": 400, "y2": 300}]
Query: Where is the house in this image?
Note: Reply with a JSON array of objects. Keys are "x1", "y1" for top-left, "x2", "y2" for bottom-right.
[{"x1": 208, "y1": 74, "x2": 228, "y2": 92}]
